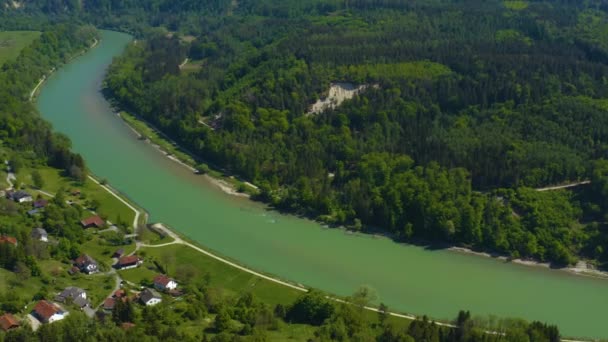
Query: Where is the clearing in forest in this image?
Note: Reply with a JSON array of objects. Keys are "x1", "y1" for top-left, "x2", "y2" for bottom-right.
[{"x1": 0, "y1": 31, "x2": 40, "y2": 66}]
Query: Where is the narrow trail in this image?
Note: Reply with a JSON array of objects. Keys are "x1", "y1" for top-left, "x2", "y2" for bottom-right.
[
  {"x1": 536, "y1": 180, "x2": 591, "y2": 192},
  {"x1": 178, "y1": 58, "x2": 189, "y2": 69}
]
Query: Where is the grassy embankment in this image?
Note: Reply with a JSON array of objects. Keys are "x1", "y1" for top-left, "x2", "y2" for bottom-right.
[
  {"x1": 0, "y1": 31, "x2": 40, "y2": 66},
  {"x1": 119, "y1": 111, "x2": 258, "y2": 195}
]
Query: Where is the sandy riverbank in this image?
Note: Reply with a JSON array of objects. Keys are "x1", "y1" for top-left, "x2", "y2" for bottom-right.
[{"x1": 449, "y1": 246, "x2": 608, "y2": 279}]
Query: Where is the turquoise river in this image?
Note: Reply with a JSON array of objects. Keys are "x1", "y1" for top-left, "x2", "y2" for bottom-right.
[{"x1": 36, "y1": 30, "x2": 608, "y2": 339}]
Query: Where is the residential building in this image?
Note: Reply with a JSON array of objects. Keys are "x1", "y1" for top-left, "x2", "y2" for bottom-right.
[
  {"x1": 0, "y1": 313, "x2": 19, "y2": 331},
  {"x1": 103, "y1": 298, "x2": 115, "y2": 312},
  {"x1": 33, "y1": 300, "x2": 67, "y2": 324},
  {"x1": 11, "y1": 191, "x2": 32, "y2": 203},
  {"x1": 80, "y1": 215, "x2": 104, "y2": 228},
  {"x1": 74, "y1": 254, "x2": 99, "y2": 274},
  {"x1": 139, "y1": 289, "x2": 162, "y2": 306},
  {"x1": 55, "y1": 287, "x2": 88, "y2": 306},
  {"x1": 31, "y1": 228, "x2": 48, "y2": 242},
  {"x1": 0, "y1": 236, "x2": 17, "y2": 246},
  {"x1": 153, "y1": 275, "x2": 178, "y2": 291},
  {"x1": 115, "y1": 255, "x2": 141, "y2": 270}
]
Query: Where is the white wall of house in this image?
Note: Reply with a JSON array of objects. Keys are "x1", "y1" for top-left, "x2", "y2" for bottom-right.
[
  {"x1": 47, "y1": 312, "x2": 67, "y2": 323},
  {"x1": 119, "y1": 264, "x2": 138, "y2": 270},
  {"x1": 165, "y1": 280, "x2": 177, "y2": 290},
  {"x1": 144, "y1": 298, "x2": 161, "y2": 306}
]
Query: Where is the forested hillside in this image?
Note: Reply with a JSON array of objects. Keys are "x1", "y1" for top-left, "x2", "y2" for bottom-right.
[
  {"x1": 0, "y1": 23, "x2": 96, "y2": 180},
  {"x1": 98, "y1": 0, "x2": 608, "y2": 266}
]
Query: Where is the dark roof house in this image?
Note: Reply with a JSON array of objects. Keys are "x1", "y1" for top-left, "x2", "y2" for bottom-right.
[
  {"x1": 55, "y1": 287, "x2": 87, "y2": 304},
  {"x1": 139, "y1": 288, "x2": 162, "y2": 306},
  {"x1": 11, "y1": 191, "x2": 32, "y2": 203},
  {"x1": 112, "y1": 248, "x2": 125, "y2": 258},
  {"x1": 31, "y1": 228, "x2": 48, "y2": 242},
  {"x1": 33, "y1": 199, "x2": 48, "y2": 208}
]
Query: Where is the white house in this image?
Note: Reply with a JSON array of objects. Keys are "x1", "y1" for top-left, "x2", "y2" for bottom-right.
[
  {"x1": 153, "y1": 275, "x2": 178, "y2": 291},
  {"x1": 139, "y1": 289, "x2": 162, "y2": 306}
]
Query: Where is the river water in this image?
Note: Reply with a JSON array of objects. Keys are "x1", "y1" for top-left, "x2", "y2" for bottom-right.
[{"x1": 36, "y1": 30, "x2": 608, "y2": 338}]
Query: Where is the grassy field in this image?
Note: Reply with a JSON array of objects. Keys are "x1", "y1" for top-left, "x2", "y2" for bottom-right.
[
  {"x1": 17, "y1": 165, "x2": 137, "y2": 225},
  {"x1": 0, "y1": 31, "x2": 40, "y2": 66},
  {"x1": 142, "y1": 244, "x2": 303, "y2": 307}
]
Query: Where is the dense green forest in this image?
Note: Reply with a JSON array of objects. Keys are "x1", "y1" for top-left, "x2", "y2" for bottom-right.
[
  {"x1": 95, "y1": 0, "x2": 608, "y2": 267},
  {"x1": 0, "y1": 23, "x2": 95, "y2": 181}
]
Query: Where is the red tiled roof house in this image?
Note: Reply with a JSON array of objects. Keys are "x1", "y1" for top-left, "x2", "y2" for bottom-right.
[
  {"x1": 81, "y1": 215, "x2": 105, "y2": 228},
  {"x1": 0, "y1": 313, "x2": 19, "y2": 331},
  {"x1": 0, "y1": 236, "x2": 17, "y2": 246},
  {"x1": 114, "y1": 255, "x2": 142, "y2": 270},
  {"x1": 33, "y1": 300, "x2": 67, "y2": 324},
  {"x1": 153, "y1": 275, "x2": 178, "y2": 291}
]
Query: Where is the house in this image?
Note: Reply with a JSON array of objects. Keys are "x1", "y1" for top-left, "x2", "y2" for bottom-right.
[
  {"x1": 115, "y1": 255, "x2": 141, "y2": 270},
  {"x1": 139, "y1": 289, "x2": 162, "y2": 306},
  {"x1": 0, "y1": 313, "x2": 19, "y2": 331},
  {"x1": 33, "y1": 199, "x2": 48, "y2": 209},
  {"x1": 0, "y1": 236, "x2": 17, "y2": 246},
  {"x1": 103, "y1": 298, "x2": 116, "y2": 311},
  {"x1": 68, "y1": 266, "x2": 80, "y2": 275},
  {"x1": 11, "y1": 191, "x2": 32, "y2": 203},
  {"x1": 81, "y1": 215, "x2": 105, "y2": 229},
  {"x1": 153, "y1": 275, "x2": 178, "y2": 291},
  {"x1": 114, "y1": 289, "x2": 126, "y2": 298},
  {"x1": 55, "y1": 287, "x2": 87, "y2": 304},
  {"x1": 33, "y1": 300, "x2": 67, "y2": 324},
  {"x1": 31, "y1": 228, "x2": 48, "y2": 242},
  {"x1": 112, "y1": 248, "x2": 125, "y2": 258},
  {"x1": 73, "y1": 254, "x2": 99, "y2": 274}
]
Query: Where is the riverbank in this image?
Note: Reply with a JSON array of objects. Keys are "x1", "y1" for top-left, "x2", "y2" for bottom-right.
[
  {"x1": 116, "y1": 110, "x2": 253, "y2": 198},
  {"x1": 449, "y1": 246, "x2": 608, "y2": 280},
  {"x1": 29, "y1": 38, "x2": 99, "y2": 102}
]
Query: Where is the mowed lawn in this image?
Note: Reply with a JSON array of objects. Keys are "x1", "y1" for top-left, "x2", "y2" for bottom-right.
[
  {"x1": 142, "y1": 244, "x2": 304, "y2": 307},
  {"x1": 0, "y1": 31, "x2": 40, "y2": 66}
]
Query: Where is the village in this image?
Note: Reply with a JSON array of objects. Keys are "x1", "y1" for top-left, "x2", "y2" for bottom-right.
[{"x1": 0, "y1": 162, "x2": 184, "y2": 333}]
